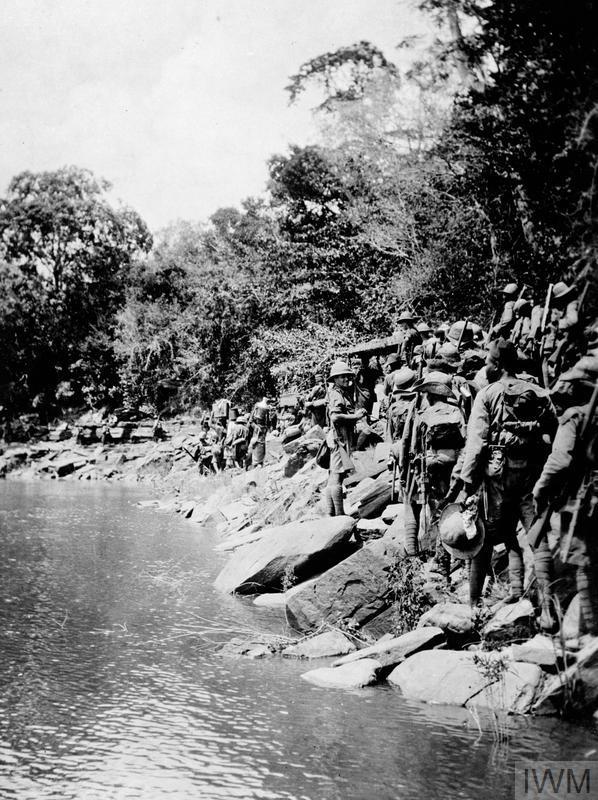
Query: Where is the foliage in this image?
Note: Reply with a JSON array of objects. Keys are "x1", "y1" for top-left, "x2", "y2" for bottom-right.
[{"x1": 387, "y1": 556, "x2": 431, "y2": 634}]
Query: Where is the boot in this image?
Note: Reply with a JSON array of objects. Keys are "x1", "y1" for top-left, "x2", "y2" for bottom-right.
[
  {"x1": 533, "y1": 541, "x2": 557, "y2": 632},
  {"x1": 403, "y1": 502, "x2": 420, "y2": 557},
  {"x1": 507, "y1": 548, "x2": 524, "y2": 601},
  {"x1": 469, "y1": 541, "x2": 492, "y2": 607},
  {"x1": 330, "y1": 484, "x2": 345, "y2": 516},
  {"x1": 324, "y1": 487, "x2": 336, "y2": 516}
]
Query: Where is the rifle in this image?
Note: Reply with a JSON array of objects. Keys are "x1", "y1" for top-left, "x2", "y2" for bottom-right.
[
  {"x1": 457, "y1": 317, "x2": 470, "y2": 350},
  {"x1": 538, "y1": 283, "x2": 554, "y2": 387},
  {"x1": 419, "y1": 427, "x2": 428, "y2": 539},
  {"x1": 391, "y1": 459, "x2": 398, "y2": 503}
]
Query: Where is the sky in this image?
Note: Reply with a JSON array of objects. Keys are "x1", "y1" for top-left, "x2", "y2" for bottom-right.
[{"x1": 0, "y1": 0, "x2": 432, "y2": 231}]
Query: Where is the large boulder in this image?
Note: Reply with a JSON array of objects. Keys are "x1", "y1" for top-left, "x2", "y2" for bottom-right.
[
  {"x1": 214, "y1": 516, "x2": 356, "y2": 594},
  {"x1": 285, "y1": 530, "x2": 403, "y2": 632},
  {"x1": 282, "y1": 630, "x2": 356, "y2": 659},
  {"x1": 388, "y1": 650, "x2": 490, "y2": 705},
  {"x1": 465, "y1": 661, "x2": 544, "y2": 714},
  {"x1": 301, "y1": 659, "x2": 382, "y2": 689},
  {"x1": 509, "y1": 635, "x2": 558, "y2": 669},
  {"x1": 331, "y1": 627, "x2": 445, "y2": 670},
  {"x1": 388, "y1": 649, "x2": 543, "y2": 712}
]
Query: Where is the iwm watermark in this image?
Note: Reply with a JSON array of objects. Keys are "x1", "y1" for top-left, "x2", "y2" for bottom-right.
[{"x1": 515, "y1": 762, "x2": 598, "y2": 799}]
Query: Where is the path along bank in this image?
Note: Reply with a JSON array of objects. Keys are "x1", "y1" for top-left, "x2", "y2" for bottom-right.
[{"x1": 1, "y1": 419, "x2": 597, "y2": 724}]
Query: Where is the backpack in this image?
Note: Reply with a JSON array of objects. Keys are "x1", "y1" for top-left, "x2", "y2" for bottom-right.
[
  {"x1": 498, "y1": 387, "x2": 545, "y2": 457},
  {"x1": 420, "y1": 402, "x2": 465, "y2": 472},
  {"x1": 388, "y1": 393, "x2": 415, "y2": 441}
]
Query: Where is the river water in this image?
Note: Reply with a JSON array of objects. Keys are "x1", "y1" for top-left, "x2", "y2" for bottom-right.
[{"x1": 0, "y1": 481, "x2": 595, "y2": 800}]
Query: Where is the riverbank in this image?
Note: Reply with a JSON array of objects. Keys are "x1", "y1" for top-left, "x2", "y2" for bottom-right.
[{"x1": 2, "y1": 424, "x2": 597, "y2": 723}]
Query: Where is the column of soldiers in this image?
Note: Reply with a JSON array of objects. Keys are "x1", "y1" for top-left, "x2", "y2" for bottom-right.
[{"x1": 316, "y1": 278, "x2": 597, "y2": 637}]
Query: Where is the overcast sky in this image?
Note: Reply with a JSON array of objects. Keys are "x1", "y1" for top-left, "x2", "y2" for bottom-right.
[{"x1": 0, "y1": 0, "x2": 431, "y2": 231}]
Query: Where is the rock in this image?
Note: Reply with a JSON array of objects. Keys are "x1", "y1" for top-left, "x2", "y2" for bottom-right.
[
  {"x1": 253, "y1": 593, "x2": 287, "y2": 608},
  {"x1": 355, "y1": 517, "x2": 388, "y2": 539},
  {"x1": 359, "y1": 607, "x2": 399, "y2": 639},
  {"x1": 561, "y1": 593, "x2": 582, "y2": 639},
  {"x1": 218, "y1": 637, "x2": 276, "y2": 658},
  {"x1": 331, "y1": 627, "x2": 445, "y2": 669},
  {"x1": 301, "y1": 658, "x2": 382, "y2": 689},
  {"x1": 282, "y1": 630, "x2": 356, "y2": 659},
  {"x1": 285, "y1": 532, "x2": 401, "y2": 632},
  {"x1": 418, "y1": 602, "x2": 474, "y2": 636},
  {"x1": 482, "y1": 599, "x2": 535, "y2": 643},
  {"x1": 388, "y1": 650, "x2": 490, "y2": 705},
  {"x1": 382, "y1": 504, "x2": 403, "y2": 524},
  {"x1": 509, "y1": 635, "x2": 558, "y2": 668},
  {"x1": 465, "y1": 661, "x2": 544, "y2": 714},
  {"x1": 214, "y1": 516, "x2": 356, "y2": 594},
  {"x1": 533, "y1": 636, "x2": 598, "y2": 715}
]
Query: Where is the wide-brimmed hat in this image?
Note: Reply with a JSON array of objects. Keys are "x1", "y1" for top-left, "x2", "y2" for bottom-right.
[
  {"x1": 437, "y1": 343, "x2": 463, "y2": 363},
  {"x1": 448, "y1": 321, "x2": 475, "y2": 345},
  {"x1": 397, "y1": 310, "x2": 419, "y2": 324},
  {"x1": 385, "y1": 352, "x2": 402, "y2": 368},
  {"x1": 328, "y1": 360, "x2": 354, "y2": 380},
  {"x1": 440, "y1": 503, "x2": 485, "y2": 559},
  {"x1": 502, "y1": 282, "x2": 518, "y2": 296},
  {"x1": 392, "y1": 366, "x2": 416, "y2": 390},
  {"x1": 414, "y1": 370, "x2": 454, "y2": 397},
  {"x1": 552, "y1": 281, "x2": 576, "y2": 302}
]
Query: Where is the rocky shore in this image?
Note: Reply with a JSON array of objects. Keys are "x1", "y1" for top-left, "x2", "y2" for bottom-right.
[{"x1": 2, "y1": 420, "x2": 597, "y2": 723}]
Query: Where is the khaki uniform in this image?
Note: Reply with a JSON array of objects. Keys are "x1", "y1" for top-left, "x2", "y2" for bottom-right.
[
  {"x1": 460, "y1": 377, "x2": 557, "y2": 604},
  {"x1": 327, "y1": 385, "x2": 357, "y2": 474}
]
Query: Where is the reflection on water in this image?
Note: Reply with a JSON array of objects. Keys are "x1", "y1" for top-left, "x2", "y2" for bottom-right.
[{"x1": 0, "y1": 481, "x2": 595, "y2": 800}]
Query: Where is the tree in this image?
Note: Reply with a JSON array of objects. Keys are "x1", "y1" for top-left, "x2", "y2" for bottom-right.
[{"x1": 0, "y1": 167, "x2": 152, "y2": 413}]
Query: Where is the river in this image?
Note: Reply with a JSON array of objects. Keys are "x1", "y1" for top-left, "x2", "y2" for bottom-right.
[{"x1": 0, "y1": 480, "x2": 595, "y2": 800}]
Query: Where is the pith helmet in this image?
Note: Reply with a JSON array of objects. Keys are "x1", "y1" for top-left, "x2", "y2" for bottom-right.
[
  {"x1": 328, "y1": 360, "x2": 354, "y2": 380},
  {"x1": 416, "y1": 321, "x2": 432, "y2": 334},
  {"x1": 440, "y1": 503, "x2": 485, "y2": 559},
  {"x1": 552, "y1": 281, "x2": 576, "y2": 302},
  {"x1": 392, "y1": 366, "x2": 416, "y2": 390},
  {"x1": 397, "y1": 310, "x2": 419, "y2": 324},
  {"x1": 448, "y1": 321, "x2": 475, "y2": 344},
  {"x1": 502, "y1": 283, "x2": 518, "y2": 296}
]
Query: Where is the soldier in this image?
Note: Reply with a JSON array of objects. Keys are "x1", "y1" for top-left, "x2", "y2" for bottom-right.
[
  {"x1": 353, "y1": 354, "x2": 379, "y2": 416},
  {"x1": 456, "y1": 339, "x2": 558, "y2": 624},
  {"x1": 510, "y1": 299, "x2": 533, "y2": 353},
  {"x1": 249, "y1": 397, "x2": 271, "y2": 469},
  {"x1": 382, "y1": 353, "x2": 404, "y2": 397},
  {"x1": 386, "y1": 367, "x2": 416, "y2": 443},
  {"x1": 544, "y1": 281, "x2": 583, "y2": 377},
  {"x1": 489, "y1": 282, "x2": 518, "y2": 340},
  {"x1": 532, "y1": 356, "x2": 598, "y2": 636},
  {"x1": 396, "y1": 311, "x2": 422, "y2": 367},
  {"x1": 397, "y1": 371, "x2": 467, "y2": 577},
  {"x1": 304, "y1": 373, "x2": 328, "y2": 429},
  {"x1": 324, "y1": 361, "x2": 367, "y2": 516}
]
